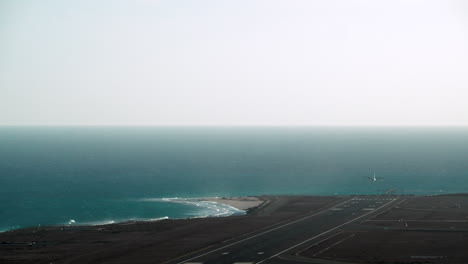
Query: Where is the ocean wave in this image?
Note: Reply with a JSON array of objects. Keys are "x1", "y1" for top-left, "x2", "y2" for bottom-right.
[
  {"x1": 143, "y1": 216, "x2": 169, "y2": 221},
  {"x1": 2, "y1": 198, "x2": 244, "y2": 232},
  {"x1": 64, "y1": 216, "x2": 170, "y2": 227},
  {"x1": 0, "y1": 225, "x2": 21, "y2": 232},
  {"x1": 140, "y1": 197, "x2": 246, "y2": 218}
]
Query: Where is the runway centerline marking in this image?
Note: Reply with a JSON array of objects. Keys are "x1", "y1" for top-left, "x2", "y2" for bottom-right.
[
  {"x1": 295, "y1": 231, "x2": 343, "y2": 256},
  {"x1": 313, "y1": 233, "x2": 356, "y2": 257},
  {"x1": 256, "y1": 198, "x2": 400, "y2": 264},
  {"x1": 176, "y1": 197, "x2": 356, "y2": 264},
  {"x1": 364, "y1": 219, "x2": 468, "y2": 222}
]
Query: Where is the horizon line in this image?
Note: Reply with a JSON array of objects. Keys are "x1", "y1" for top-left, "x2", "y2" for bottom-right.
[{"x1": 1, "y1": 125, "x2": 468, "y2": 128}]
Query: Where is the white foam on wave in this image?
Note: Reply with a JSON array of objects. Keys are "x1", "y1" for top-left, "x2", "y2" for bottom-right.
[
  {"x1": 67, "y1": 216, "x2": 171, "y2": 226},
  {"x1": 142, "y1": 216, "x2": 170, "y2": 222},
  {"x1": 140, "y1": 197, "x2": 246, "y2": 218},
  {"x1": 87, "y1": 220, "x2": 116, "y2": 225},
  {"x1": 62, "y1": 219, "x2": 117, "y2": 226},
  {"x1": 0, "y1": 225, "x2": 21, "y2": 232}
]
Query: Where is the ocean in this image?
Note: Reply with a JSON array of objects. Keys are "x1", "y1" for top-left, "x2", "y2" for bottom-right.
[{"x1": 1, "y1": 127, "x2": 467, "y2": 231}]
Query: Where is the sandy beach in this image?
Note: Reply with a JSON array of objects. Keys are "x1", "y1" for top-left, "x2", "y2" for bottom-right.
[
  {"x1": 0, "y1": 195, "x2": 343, "y2": 263},
  {"x1": 198, "y1": 196, "x2": 265, "y2": 210},
  {"x1": 5, "y1": 195, "x2": 468, "y2": 264}
]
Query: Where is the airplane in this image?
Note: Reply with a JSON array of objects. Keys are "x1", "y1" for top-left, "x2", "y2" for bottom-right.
[{"x1": 368, "y1": 172, "x2": 384, "y2": 182}]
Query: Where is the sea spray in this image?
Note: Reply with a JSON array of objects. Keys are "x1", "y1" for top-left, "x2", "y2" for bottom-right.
[
  {"x1": 139, "y1": 197, "x2": 246, "y2": 217},
  {"x1": 2, "y1": 127, "x2": 468, "y2": 231}
]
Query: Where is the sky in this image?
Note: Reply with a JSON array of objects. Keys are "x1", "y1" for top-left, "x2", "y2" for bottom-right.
[{"x1": 1, "y1": 0, "x2": 468, "y2": 126}]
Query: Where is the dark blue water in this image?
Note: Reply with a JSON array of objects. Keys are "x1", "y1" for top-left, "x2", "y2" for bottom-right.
[{"x1": 1, "y1": 127, "x2": 467, "y2": 231}]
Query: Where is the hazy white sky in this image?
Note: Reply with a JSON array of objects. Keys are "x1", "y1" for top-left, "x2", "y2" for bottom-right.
[{"x1": 1, "y1": 0, "x2": 467, "y2": 126}]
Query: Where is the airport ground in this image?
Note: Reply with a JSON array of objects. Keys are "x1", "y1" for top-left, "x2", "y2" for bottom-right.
[{"x1": 1, "y1": 194, "x2": 468, "y2": 264}]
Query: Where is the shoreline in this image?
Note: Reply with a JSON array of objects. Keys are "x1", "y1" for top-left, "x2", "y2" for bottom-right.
[
  {"x1": 1, "y1": 193, "x2": 448, "y2": 233},
  {"x1": 1, "y1": 196, "x2": 266, "y2": 233},
  {"x1": 2, "y1": 194, "x2": 468, "y2": 264},
  {"x1": 196, "y1": 196, "x2": 265, "y2": 211}
]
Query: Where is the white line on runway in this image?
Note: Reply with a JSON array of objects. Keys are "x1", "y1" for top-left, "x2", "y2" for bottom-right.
[
  {"x1": 313, "y1": 233, "x2": 356, "y2": 257},
  {"x1": 176, "y1": 197, "x2": 356, "y2": 264},
  {"x1": 256, "y1": 198, "x2": 400, "y2": 264},
  {"x1": 367, "y1": 198, "x2": 407, "y2": 221},
  {"x1": 364, "y1": 219, "x2": 468, "y2": 222},
  {"x1": 295, "y1": 231, "x2": 343, "y2": 256}
]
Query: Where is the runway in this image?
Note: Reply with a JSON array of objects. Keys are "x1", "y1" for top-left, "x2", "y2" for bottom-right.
[
  {"x1": 174, "y1": 196, "x2": 401, "y2": 264},
  {"x1": 4, "y1": 194, "x2": 466, "y2": 263}
]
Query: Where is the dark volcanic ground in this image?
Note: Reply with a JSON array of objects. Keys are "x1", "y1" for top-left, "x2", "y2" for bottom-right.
[
  {"x1": 1, "y1": 194, "x2": 468, "y2": 264},
  {"x1": 0, "y1": 196, "x2": 342, "y2": 264},
  {"x1": 298, "y1": 194, "x2": 468, "y2": 264}
]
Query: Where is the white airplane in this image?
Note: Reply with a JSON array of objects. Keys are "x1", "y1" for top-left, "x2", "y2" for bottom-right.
[{"x1": 368, "y1": 172, "x2": 384, "y2": 182}]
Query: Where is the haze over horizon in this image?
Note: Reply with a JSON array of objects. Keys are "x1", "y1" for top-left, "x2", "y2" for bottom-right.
[{"x1": 1, "y1": 0, "x2": 468, "y2": 126}]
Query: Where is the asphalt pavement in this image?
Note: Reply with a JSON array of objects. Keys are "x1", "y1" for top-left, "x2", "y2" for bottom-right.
[{"x1": 174, "y1": 196, "x2": 401, "y2": 264}]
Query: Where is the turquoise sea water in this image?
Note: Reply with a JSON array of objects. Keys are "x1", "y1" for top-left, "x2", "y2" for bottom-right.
[{"x1": 1, "y1": 127, "x2": 467, "y2": 231}]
